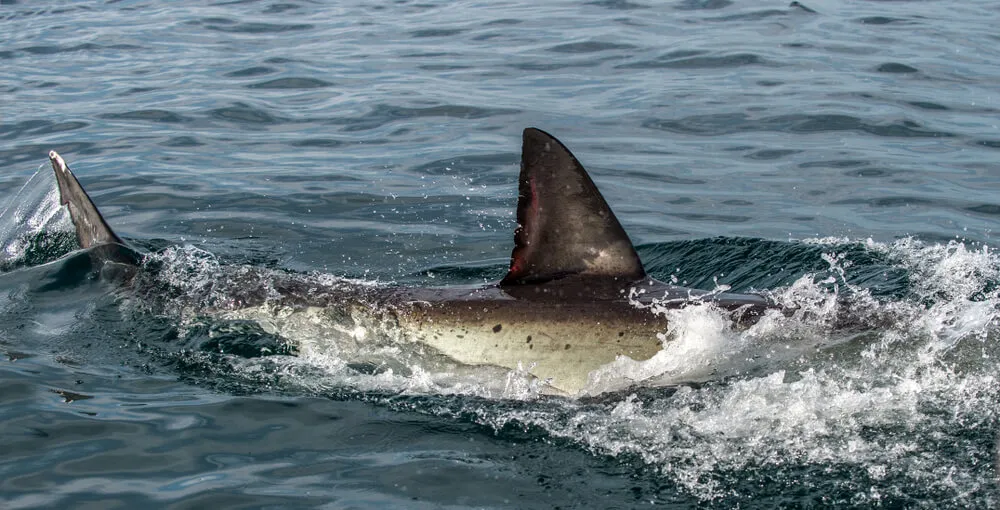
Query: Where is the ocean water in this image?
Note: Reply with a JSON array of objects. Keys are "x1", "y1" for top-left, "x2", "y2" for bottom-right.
[{"x1": 2, "y1": 0, "x2": 1000, "y2": 507}]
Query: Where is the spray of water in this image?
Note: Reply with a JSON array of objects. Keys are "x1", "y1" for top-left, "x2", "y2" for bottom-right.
[{"x1": 0, "y1": 164, "x2": 75, "y2": 268}]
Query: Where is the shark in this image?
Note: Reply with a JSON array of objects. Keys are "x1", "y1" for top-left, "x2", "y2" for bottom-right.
[{"x1": 46, "y1": 128, "x2": 773, "y2": 395}]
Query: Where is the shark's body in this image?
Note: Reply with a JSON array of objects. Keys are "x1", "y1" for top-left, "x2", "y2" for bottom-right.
[{"x1": 47, "y1": 128, "x2": 772, "y2": 395}]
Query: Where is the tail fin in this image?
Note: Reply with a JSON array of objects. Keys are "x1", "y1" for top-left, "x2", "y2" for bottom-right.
[{"x1": 49, "y1": 151, "x2": 126, "y2": 249}]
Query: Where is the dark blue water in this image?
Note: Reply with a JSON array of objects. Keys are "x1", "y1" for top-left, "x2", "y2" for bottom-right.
[{"x1": 3, "y1": 0, "x2": 1000, "y2": 507}]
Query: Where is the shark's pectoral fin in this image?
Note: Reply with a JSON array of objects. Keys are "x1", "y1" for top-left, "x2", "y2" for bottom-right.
[
  {"x1": 49, "y1": 151, "x2": 141, "y2": 270},
  {"x1": 500, "y1": 128, "x2": 646, "y2": 287}
]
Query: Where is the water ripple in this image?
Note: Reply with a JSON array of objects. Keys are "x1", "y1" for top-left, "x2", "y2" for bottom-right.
[
  {"x1": 337, "y1": 104, "x2": 520, "y2": 132},
  {"x1": 831, "y1": 196, "x2": 941, "y2": 208},
  {"x1": 100, "y1": 110, "x2": 190, "y2": 124},
  {"x1": 618, "y1": 52, "x2": 769, "y2": 69},
  {"x1": 745, "y1": 149, "x2": 800, "y2": 161},
  {"x1": 208, "y1": 103, "x2": 282, "y2": 125},
  {"x1": 858, "y1": 16, "x2": 911, "y2": 25},
  {"x1": 547, "y1": 41, "x2": 638, "y2": 54},
  {"x1": 410, "y1": 28, "x2": 465, "y2": 38},
  {"x1": 907, "y1": 101, "x2": 949, "y2": 111},
  {"x1": 224, "y1": 66, "x2": 276, "y2": 78},
  {"x1": 160, "y1": 137, "x2": 205, "y2": 148},
  {"x1": 288, "y1": 138, "x2": 347, "y2": 149},
  {"x1": 584, "y1": 0, "x2": 650, "y2": 10},
  {"x1": 203, "y1": 21, "x2": 314, "y2": 33},
  {"x1": 973, "y1": 140, "x2": 1000, "y2": 150},
  {"x1": 643, "y1": 113, "x2": 953, "y2": 138},
  {"x1": 675, "y1": 0, "x2": 733, "y2": 11},
  {"x1": 246, "y1": 77, "x2": 334, "y2": 89},
  {"x1": 706, "y1": 9, "x2": 792, "y2": 22},
  {"x1": 0, "y1": 143, "x2": 96, "y2": 169},
  {"x1": 0, "y1": 120, "x2": 89, "y2": 140},
  {"x1": 876, "y1": 62, "x2": 920, "y2": 74},
  {"x1": 964, "y1": 203, "x2": 1000, "y2": 217}
]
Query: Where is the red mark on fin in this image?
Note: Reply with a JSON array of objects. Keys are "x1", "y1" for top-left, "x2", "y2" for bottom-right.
[{"x1": 507, "y1": 176, "x2": 538, "y2": 275}]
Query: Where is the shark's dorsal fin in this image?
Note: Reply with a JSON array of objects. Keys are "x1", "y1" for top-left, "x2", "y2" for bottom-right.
[
  {"x1": 500, "y1": 128, "x2": 645, "y2": 286},
  {"x1": 49, "y1": 151, "x2": 126, "y2": 249}
]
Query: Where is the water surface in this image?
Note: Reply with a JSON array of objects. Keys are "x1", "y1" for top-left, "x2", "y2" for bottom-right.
[{"x1": 2, "y1": 0, "x2": 1000, "y2": 507}]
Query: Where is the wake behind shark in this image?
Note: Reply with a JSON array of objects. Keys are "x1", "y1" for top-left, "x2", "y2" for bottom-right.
[{"x1": 47, "y1": 128, "x2": 772, "y2": 395}]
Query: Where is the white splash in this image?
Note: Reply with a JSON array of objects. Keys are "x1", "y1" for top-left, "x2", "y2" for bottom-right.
[
  {"x1": 507, "y1": 237, "x2": 1000, "y2": 502},
  {"x1": 0, "y1": 163, "x2": 72, "y2": 261}
]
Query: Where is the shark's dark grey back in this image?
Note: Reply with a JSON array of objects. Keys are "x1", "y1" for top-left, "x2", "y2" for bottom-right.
[{"x1": 500, "y1": 128, "x2": 645, "y2": 287}]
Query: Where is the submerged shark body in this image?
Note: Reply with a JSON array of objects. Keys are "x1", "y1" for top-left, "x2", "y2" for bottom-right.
[{"x1": 47, "y1": 128, "x2": 772, "y2": 395}]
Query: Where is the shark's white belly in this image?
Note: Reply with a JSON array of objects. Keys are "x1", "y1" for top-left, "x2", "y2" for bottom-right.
[
  {"x1": 398, "y1": 300, "x2": 668, "y2": 395},
  {"x1": 217, "y1": 297, "x2": 669, "y2": 395}
]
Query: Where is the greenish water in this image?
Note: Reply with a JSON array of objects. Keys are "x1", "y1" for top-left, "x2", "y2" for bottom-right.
[{"x1": 2, "y1": 1, "x2": 1000, "y2": 507}]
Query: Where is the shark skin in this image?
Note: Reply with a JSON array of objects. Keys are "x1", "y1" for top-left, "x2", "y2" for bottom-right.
[
  {"x1": 46, "y1": 128, "x2": 774, "y2": 395},
  {"x1": 394, "y1": 285, "x2": 673, "y2": 396}
]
